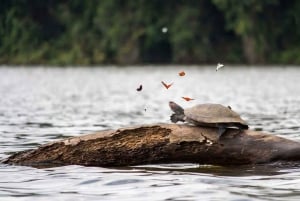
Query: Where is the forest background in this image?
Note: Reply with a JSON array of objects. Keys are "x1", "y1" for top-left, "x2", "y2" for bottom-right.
[{"x1": 1, "y1": 0, "x2": 300, "y2": 65}]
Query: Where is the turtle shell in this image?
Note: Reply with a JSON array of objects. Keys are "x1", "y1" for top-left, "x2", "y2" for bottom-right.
[{"x1": 184, "y1": 103, "x2": 247, "y2": 126}]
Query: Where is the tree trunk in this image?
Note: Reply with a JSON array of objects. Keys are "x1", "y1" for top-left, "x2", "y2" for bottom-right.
[
  {"x1": 3, "y1": 124, "x2": 300, "y2": 168},
  {"x1": 242, "y1": 35, "x2": 257, "y2": 64}
]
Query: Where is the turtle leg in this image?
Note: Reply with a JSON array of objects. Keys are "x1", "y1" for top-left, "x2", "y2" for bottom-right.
[
  {"x1": 170, "y1": 114, "x2": 178, "y2": 123},
  {"x1": 170, "y1": 113, "x2": 185, "y2": 123},
  {"x1": 218, "y1": 127, "x2": 227, "y2": 138}
]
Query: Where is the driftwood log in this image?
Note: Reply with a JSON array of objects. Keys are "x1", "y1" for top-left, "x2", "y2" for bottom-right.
[{"x1": 3, "y1": 123, "x2": 300, "y2": 168}]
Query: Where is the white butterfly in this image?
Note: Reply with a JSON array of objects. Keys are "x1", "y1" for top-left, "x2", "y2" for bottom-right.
[
  {"x1": 216, "y1": 63, "x2": 224, "y2": 71},
  {"x1": 162, "y1": 27, "x2": 168, "y2": 33}
]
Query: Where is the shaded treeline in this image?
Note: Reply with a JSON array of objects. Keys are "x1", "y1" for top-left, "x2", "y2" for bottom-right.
[{"x1": 1, "y1": 0, "x2": 300, "y2": 65}]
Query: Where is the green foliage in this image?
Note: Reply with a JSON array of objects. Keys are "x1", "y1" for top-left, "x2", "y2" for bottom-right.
[{"x1": 0, "y1": 0, "x2": 300, "y2": 65}]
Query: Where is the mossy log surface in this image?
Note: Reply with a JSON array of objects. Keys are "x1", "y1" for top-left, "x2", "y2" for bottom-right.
[{"x1": 3, "y1": 124, "x2": 300, "y2": 168}]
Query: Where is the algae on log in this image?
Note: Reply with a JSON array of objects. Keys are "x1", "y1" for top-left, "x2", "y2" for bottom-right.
[{"x1": 3, "y1": 124, "x2": 300, "y2": 168}]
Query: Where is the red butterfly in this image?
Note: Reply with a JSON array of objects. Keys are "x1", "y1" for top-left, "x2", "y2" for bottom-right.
[
  {"x1": 178, "y1": 71, "x2": 185, "y2": 76},
  {"x1": 182, "y1": 96, "x2": 195, "y2": 101},
  {"x1": 161, "y1": 81, "x2": 173, "y2": 89}
]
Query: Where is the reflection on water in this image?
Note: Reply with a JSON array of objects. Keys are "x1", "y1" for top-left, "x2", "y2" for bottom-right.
[{"x1": 1, "y1": 66, "x2": 300, "y2": 200}]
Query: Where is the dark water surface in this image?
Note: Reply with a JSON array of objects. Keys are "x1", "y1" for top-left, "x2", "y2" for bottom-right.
[{"x1": 1, "y1": 66, "x2": 300, "y2": 200}]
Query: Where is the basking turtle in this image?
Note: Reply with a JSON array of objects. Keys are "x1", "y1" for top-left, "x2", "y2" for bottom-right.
[{"x1": 169, "y1": 101, "x2": 248, "y2": 137}]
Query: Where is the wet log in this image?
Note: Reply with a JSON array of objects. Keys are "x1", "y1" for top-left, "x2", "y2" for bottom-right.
[{"x1": 3, "y1": 124, "x2": 300, "y2": 168}]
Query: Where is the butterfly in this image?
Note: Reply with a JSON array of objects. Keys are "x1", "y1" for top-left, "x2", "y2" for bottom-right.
[
  {"x1": 161, "y1": 81, "x2": 173, "y2": 89},
  {"x1": 178, "y1": 71, "x2": 185, "y2": 76},
  {"x1": 216, "y1": 63, "x2": 224, "y2": 71},
  {"x1": 136, "y1": 84, "x2": 143, "y2": 91},
  {"x1": 182, "y1": 96, "x2": 195, "y2": 101}
]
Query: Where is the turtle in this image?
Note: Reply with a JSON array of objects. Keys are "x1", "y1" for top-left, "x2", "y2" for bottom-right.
[{"x1": 169, "y1": 101, "x2": 248, "y2": 137}]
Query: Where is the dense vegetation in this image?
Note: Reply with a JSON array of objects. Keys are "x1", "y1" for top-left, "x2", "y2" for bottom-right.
[{"x1": 1, "y1": 0, "x2": 300, "y2": 65}]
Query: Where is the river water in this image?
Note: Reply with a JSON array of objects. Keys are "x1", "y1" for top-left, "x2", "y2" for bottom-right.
[{"x1": 1, "y1": 66, "x2": 300, "y2": 200}]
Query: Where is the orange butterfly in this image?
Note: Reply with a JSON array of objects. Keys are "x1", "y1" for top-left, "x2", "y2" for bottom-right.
[
  {"x1": 182, "y1": 96, "x2": 195, "y2": 101},
  {"x1": 161, "y1": 81, "x2": 173, "y2": 89},
  {"x1": 178, "y1": 71, "x2": 185, "y2": 76}
]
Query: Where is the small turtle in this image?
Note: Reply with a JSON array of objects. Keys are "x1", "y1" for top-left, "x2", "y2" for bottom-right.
[{"x1": 169, "y1": 101, "x2": 248, "y2": 137}]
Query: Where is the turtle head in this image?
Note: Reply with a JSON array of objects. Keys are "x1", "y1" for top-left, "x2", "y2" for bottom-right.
[
  {"x1": 169, "y1": 101, "x2": 184, "y2": 115},
  {"x1": 169, "y1": 101, "x2": 185, "y2": 123}
]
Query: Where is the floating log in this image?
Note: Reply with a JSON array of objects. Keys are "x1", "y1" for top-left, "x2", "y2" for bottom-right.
[{"x1": 3, "y1": 124, "x2": 300, "y2": 168}]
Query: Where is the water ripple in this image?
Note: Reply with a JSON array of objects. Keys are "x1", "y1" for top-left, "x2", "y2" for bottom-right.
[{"x1": 1, "y1": 66, "x2": 300, "y2": 200}]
